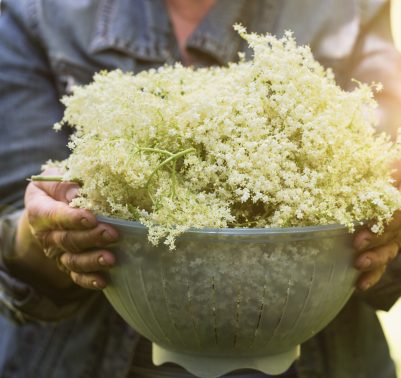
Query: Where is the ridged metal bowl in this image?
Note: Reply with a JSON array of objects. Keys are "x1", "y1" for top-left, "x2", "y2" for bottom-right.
[{"x1": 100, "y1": 216, "x2": 358, "y2": 378}]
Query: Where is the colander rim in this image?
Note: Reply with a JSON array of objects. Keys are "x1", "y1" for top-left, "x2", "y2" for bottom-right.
[{"x1": 97, "y1": 215, "x2": 363, "y2": 236}]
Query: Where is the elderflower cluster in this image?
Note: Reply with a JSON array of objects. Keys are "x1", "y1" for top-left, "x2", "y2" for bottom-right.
[{"x1": 53, "y1": 25, "x2": 401, "y2": 249}]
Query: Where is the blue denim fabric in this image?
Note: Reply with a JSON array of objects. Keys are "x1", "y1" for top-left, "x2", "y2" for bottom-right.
[{"x1": 0, "y1": 0, "x2": 400, "y2": 377}]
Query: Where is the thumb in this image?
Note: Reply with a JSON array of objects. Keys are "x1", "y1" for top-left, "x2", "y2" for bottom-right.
[
  {"x1": 33, "y1": 169, "x2": 80, "y2": 204},
  {"x1": 65, "y1": 186, "x2": 80, "y2": 203}
]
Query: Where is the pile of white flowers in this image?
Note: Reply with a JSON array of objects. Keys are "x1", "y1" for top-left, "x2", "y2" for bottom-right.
[{"x1": 53, "y1": 26, "x2": 401, "y2": 248}]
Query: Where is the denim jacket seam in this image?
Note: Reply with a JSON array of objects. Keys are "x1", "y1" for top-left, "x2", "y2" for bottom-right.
[
  {"x1": 90, "y1": 0, "x2": 118, "y2": 53},
  {"x1": 25, "y1": 0, "x2": 42, "y2": 43},
  {"x1": 98, "y1": 0, "x2": 116, "y2": 39}
]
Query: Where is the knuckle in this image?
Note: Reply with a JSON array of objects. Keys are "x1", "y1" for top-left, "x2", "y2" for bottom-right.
[
  {"x1": 65, "y1": 254, "x2": 81, "y2": 272},
  {"x1": 68, "y1": 236, "x2": 81, "y2": 253},
  {"x1": 56, "y1": 255, "x2": 70, "y2": 274},
  {"x1": 42, "y1": 247, "x2": 52, "y2": 258},
  {"x1": 60, "y1": 234, "x2": 79, "y2": 254},
  {"x1": 55, "y1": 231, "x2": 70, "y2": 251},
  {"x1": 63, "y1": 232, "x2": 81, "y2": 253},
  {"x1": 43, "y1": 245, "x2": 61, "y2": 259},
  {"x1": 37, "y1": 232, "x2": 66, "y2": 259},
  {"x1": 37, "y1": 231, "x2": 52, "y2": 250}
]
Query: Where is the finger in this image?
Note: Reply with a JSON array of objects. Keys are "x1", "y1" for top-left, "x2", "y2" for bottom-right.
[
  {"x1": 356, "y1": 265, "x2": 387, "y2": 291},
  {"x1": 26, "y1": 183, "x2": 97, "y2": 231},
  {"x1": 353, "y1": 228, "x2": 375, "y2": 251},
  {"x1": 60, "y1": 250, "x2": 115, "y2": 273},
  {"x1": 33, "y1": 168, "x2": 80, "y2": 204},
  {"x1": 353, "y1": 227, "x2": 398, "y2": 251},
  {"x1": 36, "y1": 224, "x2": 119, "y2": 253},
  {"x1": 353, "y1": 211, "x2": 401, "y2": 252},
  {"x1": 42, "y1": 244, "x2": 65, "y2": 259},
  {"x1": 382, "y1": 211, "x2": 401, "y2": 233},
  {"x1": 354, "y1": 241, "x2": 399, "y2": 271},
  {"x1": 56, "y1": 255, "x2": 71, "y2": 275},
  {"x1": 70, "y1": 271, "x2": 107, "y2": 290}
]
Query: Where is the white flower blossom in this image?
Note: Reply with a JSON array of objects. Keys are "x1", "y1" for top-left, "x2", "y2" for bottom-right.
[{"x1": 51, "y1": 26, "x2": 401, "y2": 248}]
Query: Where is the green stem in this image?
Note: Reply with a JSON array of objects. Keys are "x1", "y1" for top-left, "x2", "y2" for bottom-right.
[
  {"x1": 145, "y1": 148, "x2": 195, "y2": 190},
  {"x1": 139, "y1": 147, "x2": 173, "y2": 156},
  {"x1": 30, "y1": 175, "x2": 63, "y2": 182},
  {"x1": 171, "y1": 160, "x2": 177, "y2": 198},
  {"x1": 30, "y1": 175, "x2": 81, "y2": 184}
]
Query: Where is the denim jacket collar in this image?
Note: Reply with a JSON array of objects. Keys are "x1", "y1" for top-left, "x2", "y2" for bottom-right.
[
  {"x1": 89, "y1": 0, "x2": 280, "y2": 65},
  {"x1": 186, "y1": 0, "x2": 249, "y2": 65},
  {"x1": 90, "y1": 0, "x2": 171, "y2": 63}
]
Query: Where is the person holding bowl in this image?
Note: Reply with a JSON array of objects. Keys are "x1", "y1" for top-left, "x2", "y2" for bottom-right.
[{"x1": 1, "y1": 0, "x2": 401, "y2": 377}]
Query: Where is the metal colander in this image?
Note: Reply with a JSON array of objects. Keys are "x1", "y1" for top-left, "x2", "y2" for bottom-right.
[{"x1": 101, "y1": 216, "x2": 358, "y2": 378}]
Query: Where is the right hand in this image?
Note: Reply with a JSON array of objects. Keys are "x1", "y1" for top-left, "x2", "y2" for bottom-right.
[{"x1": 15, "y1": 170, "x2": 118, "y2": 290}]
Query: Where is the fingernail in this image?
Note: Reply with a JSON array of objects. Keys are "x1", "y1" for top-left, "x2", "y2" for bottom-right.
[
  {"x1": 92, "y1": 280, "x2": 105, "y2": 288},
  {"x1": 357, "y1": 238, "x2": 371, "y2": 251},
  {"x1": 81, "y1": 218, "x2": 94, "y2": 228},
  {"x1": 66, "y1": 188, "x2": 79, "y2": 202},
  {"x1": 356, "y1": 257, "x2": 371, "y2": 269},
  {"x1": 98, "y1": 256, "x2": 107, "y2": 266},
  {"x1": 360, "y1": 282, "x2": 371, "y2": 291},
  {"x1": 92, "y1": 280, "x2": 106, "y2": 289},
  {"x1": 101, "y1": 230, "x2": 116, "y2": 242}
]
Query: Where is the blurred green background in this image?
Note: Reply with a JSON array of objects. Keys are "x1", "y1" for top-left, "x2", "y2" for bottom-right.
[
  {"x1": 377, "y1": 3, "x2": 400, "y2": 376},
  {"x1": 378, "y1": 298, "x2": 401, "y2": 377}
]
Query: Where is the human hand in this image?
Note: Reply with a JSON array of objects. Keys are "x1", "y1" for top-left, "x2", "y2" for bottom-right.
[
  {"x1": 16, "y1": 169, "x2": 118, "y2": 290},
  {"x1": 353, "y1": 212, "x2": 401, "y2": 291}
]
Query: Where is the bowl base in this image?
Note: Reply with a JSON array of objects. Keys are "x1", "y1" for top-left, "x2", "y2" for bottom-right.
[{"x1": 152, "y1": 343, "x2": 300, "y2": 378}]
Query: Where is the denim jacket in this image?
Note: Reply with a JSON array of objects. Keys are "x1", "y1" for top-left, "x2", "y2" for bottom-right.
[{"x1": 1, "y1": 0, "x2": 401, "y2": 377}]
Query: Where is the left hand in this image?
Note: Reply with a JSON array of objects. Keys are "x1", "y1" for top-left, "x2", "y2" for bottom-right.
[{"x1": 353, "y1": 211, "x2": 401, "y2": 291}]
